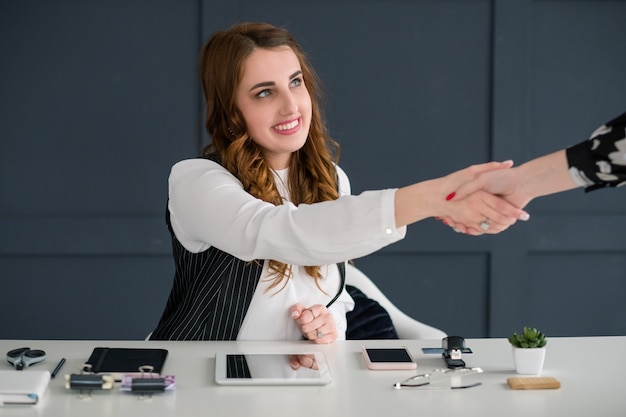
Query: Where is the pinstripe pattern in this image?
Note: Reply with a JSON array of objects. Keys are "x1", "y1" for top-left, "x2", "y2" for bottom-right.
[
  {"x1": 150, "y1": 211, "x2": 264, "y2": 341},
  {"x1": 151, "y1": 155, "x2": 346, "y2": 341}
]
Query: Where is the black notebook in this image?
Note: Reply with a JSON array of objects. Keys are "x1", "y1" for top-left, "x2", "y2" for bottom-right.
[{"x1": 83, "y1": 347, "x2": 168, "y2": 377}]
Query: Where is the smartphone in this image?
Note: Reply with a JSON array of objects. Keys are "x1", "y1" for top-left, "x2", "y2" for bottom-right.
[{"x1": 361, "y1": 347, "x2": 417, "y2": 370}]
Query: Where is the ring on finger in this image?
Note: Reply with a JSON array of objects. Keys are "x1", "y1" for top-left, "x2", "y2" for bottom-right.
[
  {"x1": 479, "y1": 219, "x2": 490, "y2": 231},
  {"x1": 316, "y1": 330, "x2": 324, "y2": 339}
]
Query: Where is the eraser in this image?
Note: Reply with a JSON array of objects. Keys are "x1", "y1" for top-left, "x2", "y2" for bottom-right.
[{"x1": 507, "y1": 376, "x2": 561, "y2": 390}]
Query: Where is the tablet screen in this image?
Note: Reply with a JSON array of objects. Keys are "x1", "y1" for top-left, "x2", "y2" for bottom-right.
[{"x1": 214, "y1": 352, "x2": 332, "y2": 386}]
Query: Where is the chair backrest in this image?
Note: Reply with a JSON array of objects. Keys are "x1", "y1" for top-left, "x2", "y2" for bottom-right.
[{"x1": 344, "y1": 263, "x2": 447, "y2": 340}]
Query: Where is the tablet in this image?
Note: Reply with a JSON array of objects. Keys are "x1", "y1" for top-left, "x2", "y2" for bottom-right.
[{"x1": 214, "y1": 352, "x2": 332, "y2": 386}]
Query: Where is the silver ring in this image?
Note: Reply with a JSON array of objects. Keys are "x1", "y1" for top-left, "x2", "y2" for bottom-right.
[
  {"x1": 316, "y1": 330, "x2": 324, "y2": 339},
  {"x1": 479, "y1": 220, "x2": 490, "y2": 231}
]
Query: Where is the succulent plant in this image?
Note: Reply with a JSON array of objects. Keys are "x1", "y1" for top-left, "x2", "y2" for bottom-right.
[{"x1": 508, "y1": 326, "x2": 547, "y2": 348}]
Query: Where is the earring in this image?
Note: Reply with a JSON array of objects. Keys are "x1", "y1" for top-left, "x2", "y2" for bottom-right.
[{"x1": 227, "y1": 127, "x2": 235, "y2": 138}]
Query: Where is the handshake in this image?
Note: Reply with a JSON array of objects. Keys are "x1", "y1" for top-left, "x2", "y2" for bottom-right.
[{"x1": 430, "y1": 150, "x2": 576, "y2": 236}]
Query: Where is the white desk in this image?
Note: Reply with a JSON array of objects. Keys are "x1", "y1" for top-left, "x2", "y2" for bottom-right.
[{"x1": 0, "y1": 337, "x2": 624, "y2": 417}]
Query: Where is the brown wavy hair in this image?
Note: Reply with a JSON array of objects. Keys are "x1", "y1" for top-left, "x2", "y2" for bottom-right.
[{"x1": 199, "y1": 22, "x2": 341, "y2": 292}]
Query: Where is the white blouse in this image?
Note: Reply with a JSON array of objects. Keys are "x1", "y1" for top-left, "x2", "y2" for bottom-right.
[{"x1": 167, "y1": 159, "x2": 406, "y2": 340}]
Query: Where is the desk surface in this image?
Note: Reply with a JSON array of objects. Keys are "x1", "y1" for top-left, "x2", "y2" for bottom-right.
[{"x1": 0, "y1": 337, "x2": 624, "y2": 417}]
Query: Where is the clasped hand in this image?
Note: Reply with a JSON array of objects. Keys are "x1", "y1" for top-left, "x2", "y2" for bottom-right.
[
  {"x1": 290, "y1": 303, "x2": 337, "y2": 344},
  {"x1": 437, "y1": 161, "x2": 530, "y2": 235}
]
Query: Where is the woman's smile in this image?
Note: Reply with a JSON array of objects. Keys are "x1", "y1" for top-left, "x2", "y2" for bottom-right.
[
  {"x1": 273, "y1": 117, "x2": 301, "y2": 134},
  {"x1": 236, "y1": 46, "x2": 312, "y2": 169}
]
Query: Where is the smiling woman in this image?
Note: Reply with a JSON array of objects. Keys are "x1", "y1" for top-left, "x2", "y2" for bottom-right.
[
  {"x1": 235, "y1": 47, "x2": 311, "y2": 169},
  {"x1": 148, "y1": 22, "x2": 528, "y2": 344}
]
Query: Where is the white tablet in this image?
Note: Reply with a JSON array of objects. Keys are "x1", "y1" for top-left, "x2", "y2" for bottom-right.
[{"x1": 214, "y1": 352, "x2": 332, "y2": 386}]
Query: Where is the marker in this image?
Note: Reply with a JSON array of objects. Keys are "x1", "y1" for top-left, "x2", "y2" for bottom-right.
[{"x1": 51, "y1": 358, "x2": 66, "y2": 379}]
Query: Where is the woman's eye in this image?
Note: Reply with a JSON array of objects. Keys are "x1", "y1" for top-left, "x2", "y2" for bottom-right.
[
  {"x1": 290, "y1": 77, "x2": 303, "y2": 88},
  {"x1": 256, "y1": 89, "x2": 271, "y2": 98}
]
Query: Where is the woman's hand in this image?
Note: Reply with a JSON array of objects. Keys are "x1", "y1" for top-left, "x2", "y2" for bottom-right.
[
  {"x1": 435, "y1": 162, "x2": 531, "y2": 235},
  {"x1": 442, "y1": 189, "x2": 527, "y2": 235},
  {"x1": 395, "y1": 160, "x2": 529, "y2": 234},
  {"x1": 431, "y1": 162, "x2": 531, "y2": 235},
  {"x1": 290, "y1": 354, "x2": 319, "y2": 370},
  {"x1": 451, "y1": 165, "x2": 533, "y2": 209},
  {"x1": 290, "y1": 303, "x2": 337, "y2": 344},
  {"x1": 449, "y1": 151, "x2": 577, "y2": 213}
]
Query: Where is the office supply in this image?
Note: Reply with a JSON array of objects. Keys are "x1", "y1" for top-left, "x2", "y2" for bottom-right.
[
  {"x1": 422, "y1": 347, "x2": 473, "y2": 354},
  {"x1": 83, "y1": 347, "x2": 168, "y2": 379},
  {"x1": 441, "y1": 336, "x2": 467, "y2": 368},
  {"x1": 51, "y1": 358, "x2": 66, "y2": 378},
  {"x1": 65, "y1": 374, "x2": 115, "y2": 391},
  {"x1": 362, "y1": 346, "x2": 417, "y2": 370},
  {"x1": 507, "y1": 376, "x2": 561, "y2": 390},
  {"x1": 120, "y1": 374, "x2": 176, "y2": 393},
  {"x1": 394, "y1": 367, "x2": 483, "y2": 389},
  {"x1": 5, "y1": 347, "x2": 46, "y2": 370},
  {"x1": 214, "y1": 352, "x2": 332, "y2": 385},
  {"x1": 0, "y1": 337, "x2": 624, "y2": 416},
  {"x1": 0, "y1": 370, "x2": 50, "y2": 405}
]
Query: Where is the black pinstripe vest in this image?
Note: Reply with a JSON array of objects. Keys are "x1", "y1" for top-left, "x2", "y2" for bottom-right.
[
  {"x1": 150, "y1": 156, "x2": 344, "y2": 341},
  {"x1": 150, "y1": 207, "x2": 264, "y2": 340}
]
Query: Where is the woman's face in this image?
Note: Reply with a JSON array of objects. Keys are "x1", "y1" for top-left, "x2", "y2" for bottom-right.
[{"x1": 235, "y1": 46, "x2": 312, "y2": 169}]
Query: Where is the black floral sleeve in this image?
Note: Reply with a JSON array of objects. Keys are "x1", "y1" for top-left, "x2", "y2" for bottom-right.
[{"x1": 566, "y1": 112, "x2": 626, "y2": 192}]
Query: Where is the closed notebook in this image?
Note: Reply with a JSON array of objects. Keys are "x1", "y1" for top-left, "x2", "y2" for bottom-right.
[
  {"x1": 83, "y1": 347, "x2": 168, "y2": 377},
  {"x1": 0, "y1": 370, "x2": 50, "y2": 405}
]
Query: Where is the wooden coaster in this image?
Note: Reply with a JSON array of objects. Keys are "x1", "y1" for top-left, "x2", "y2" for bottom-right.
[{"x1": 507, "y1": 376, "x2": 561, "y2": 390}]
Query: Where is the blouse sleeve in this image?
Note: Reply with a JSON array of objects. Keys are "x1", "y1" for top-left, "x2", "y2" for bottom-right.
[
  {"x1": 167, "y1": 159, "x2": 406, "y2": 264},
  {"x1": 565, "y1": 112, "x2": 626, "y2": 192}
]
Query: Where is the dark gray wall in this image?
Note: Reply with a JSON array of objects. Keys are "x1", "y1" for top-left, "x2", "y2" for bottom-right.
[{"x1": 1, "y1": 0, "x2": 625, "y2": 340}]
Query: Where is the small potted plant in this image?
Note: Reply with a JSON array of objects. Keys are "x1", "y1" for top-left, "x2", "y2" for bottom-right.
[{"x1": 508, "y1": 326, "x2": 547, "y2": 374}]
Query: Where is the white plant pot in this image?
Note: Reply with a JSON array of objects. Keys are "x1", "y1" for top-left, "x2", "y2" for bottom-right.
[{"x1": 512, "y1": 347, "x2": 546, "y2": 375}]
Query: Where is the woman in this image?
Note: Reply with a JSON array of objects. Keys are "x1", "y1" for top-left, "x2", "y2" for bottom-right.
[
  {"x1": 447, "y1": 112, "x2": 626, "y2": 230},
  {"x1": 150, "y1": 22, "x2": 528, "y2": 343}
]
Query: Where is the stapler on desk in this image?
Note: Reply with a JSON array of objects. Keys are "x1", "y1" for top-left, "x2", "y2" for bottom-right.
[{"x1": 442, "y1": 336, "x2": 466, "y2": 369}]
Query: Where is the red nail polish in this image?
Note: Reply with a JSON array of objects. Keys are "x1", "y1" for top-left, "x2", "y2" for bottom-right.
[{"x1": 445, "y1": 192, "x2": 456, "y2": 201}]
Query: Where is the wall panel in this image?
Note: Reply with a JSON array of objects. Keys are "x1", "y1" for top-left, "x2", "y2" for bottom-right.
[
  {"x1": 0, "y1": 0, "x2": 199, "y2": 339},
  {"x1": 527, "y1": 253, "x2": 626, "y2": 336},
  {"x1": 1, "y1": 0, "x2": 625, "y2": 340}
]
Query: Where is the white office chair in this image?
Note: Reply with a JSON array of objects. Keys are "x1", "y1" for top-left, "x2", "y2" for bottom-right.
[{"x1": 345, "y1": 262, "x2": 447, "y2": 340}]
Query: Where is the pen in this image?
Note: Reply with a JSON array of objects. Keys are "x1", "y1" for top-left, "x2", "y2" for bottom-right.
[{"x1": 51, "y1": 358, "x2": 66, "y2": 379}]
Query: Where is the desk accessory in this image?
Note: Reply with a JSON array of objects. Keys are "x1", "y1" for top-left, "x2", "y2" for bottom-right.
[
  {"x1": 394, "y1": 367, "x2": 483, "y2": 390},
  {"x1": 51, "y1": 358, "x2": 66, "y2": 379},
  {"x1": 65, "y1": 374, "x2": 115, "y2": 392},
  {"x1": 362, "y1": 347, "x2": 417, "y2": 370},
  {"x1": 215, "y1": 352, "x2": 332, "y2": 386},
  {"x1": 65, "y1": 369, "x2": 175, "y2": 399},
  {"x1": 83, "y1": 347, "x2": 168, "y2": 379},
  {"x1": 120, "y1": 374, "x2": 176, "y2": 397},
  {"x1": 6, "y1": 347, "x2": 46, "y2": 370},
  {"x1": 0, "y1": 370, "x2": 50, "y2": 405},
  {"x1": 507, "y1": 376, "x2": 560, "y2": 390},
  {"x1": 508, "y1": 326, "x2": 547, "y2": 374},
  {"x1": 422, "y1": 347, "x2": 473, "y2": 354},
  {"x1": 441, "y1": 336, "x2": 466, "y2": 369}
]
